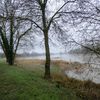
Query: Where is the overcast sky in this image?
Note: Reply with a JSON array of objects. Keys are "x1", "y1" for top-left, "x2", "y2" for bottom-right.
[
  {"x1": 0, "y1": 0, "x2": 84, "y2": 54},
  {"x1": 26, "y1": 0, "x2": 66, "y2": 53},
  {"x1": 0, "y1": 0, "x2": 100, "y2": 54}
]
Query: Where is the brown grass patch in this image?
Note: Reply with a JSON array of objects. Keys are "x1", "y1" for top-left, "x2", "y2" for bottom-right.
[
  {"x1": 15, "y1": 59, "x2": 45, "y2": 65},
  {"x1": 52, "y1": 73, "x2": 100, "y2": 100},
  {"x1": 15, "y1": 58, "x2": 85, "y2": 72}
]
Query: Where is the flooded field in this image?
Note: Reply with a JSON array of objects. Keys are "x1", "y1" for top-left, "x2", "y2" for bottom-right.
[{"x1": 16, "y1": 53, "x2": 100, "y2": 84}]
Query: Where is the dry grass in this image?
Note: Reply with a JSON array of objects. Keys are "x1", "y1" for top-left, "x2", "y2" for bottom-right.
[
  {"x1": 15, "y1": 58, "x2": 100, "y2": 100},
  {"x1": 52, "y1": 73, "x2": 100, "y2": 100},
  {"x1": 15, "y1": 58, "x2": 85, "y2": 72},
  {"x1": 15, "y1": 59, "x2": 45, "y2": 66}
]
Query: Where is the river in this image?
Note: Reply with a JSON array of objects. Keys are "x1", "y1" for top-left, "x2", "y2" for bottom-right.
[
  {"x1": 22, "y1": 53, "x2": 100, "y2": 64},
  {"x1": 18, "y1": 53, "x2": 100, "y2": 84}
]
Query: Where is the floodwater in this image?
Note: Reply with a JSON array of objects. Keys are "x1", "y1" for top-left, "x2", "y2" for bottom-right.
[
  {"x1": 50, "y1": 53, "x2": 100, "y2": 84},
  {"x1": 18, "y1": 53, "x2": 100, "y2": 84},
  {"x1": 54, "y1": 53, "x2": 100, "y2": 84},
  {"x1": 22, "y1": 53, "x2": 100, "y2": 64}
]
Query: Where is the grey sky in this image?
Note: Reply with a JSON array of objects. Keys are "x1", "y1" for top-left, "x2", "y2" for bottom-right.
[{"x1": 0, "y1": 0, "x2": 99, "y2": 54}]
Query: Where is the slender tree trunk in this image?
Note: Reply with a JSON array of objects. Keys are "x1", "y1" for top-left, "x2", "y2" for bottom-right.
[
  {"x1": 40, "y1": 2, "x2": 51, "y2": 79},
  {"x1": 44, "y1": 31, "x2": 51, "y2": 79},
  {"x1": 9, "y1": 14, "x2": 14, "y2": 65}
]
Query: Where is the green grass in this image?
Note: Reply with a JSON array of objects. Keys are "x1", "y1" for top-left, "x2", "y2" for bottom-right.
[
  {"x1": 0, "y1": 60, "x2": 100, "y2": 100},
  {"x1": 0, "y1": 61, "x2": 82, "y2": 100}
]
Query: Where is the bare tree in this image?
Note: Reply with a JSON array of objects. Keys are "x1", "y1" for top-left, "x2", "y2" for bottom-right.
[
  {"x1": 0, "y1": 0, "x2": 32, "y2": 65},
  {"x1": 59, "y1": 0, "x2": 100, "y2": 57},
  {"x1": 73, "y1": 0, "x2": 100, "y2": 56},
  {"x1": 23, "y1": 0, "x2": 84, "y2": 79}
]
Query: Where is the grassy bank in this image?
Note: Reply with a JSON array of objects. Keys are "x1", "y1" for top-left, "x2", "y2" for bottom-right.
[{"x1": 0, "y1": 60, "x2": 100, "y2": 100}]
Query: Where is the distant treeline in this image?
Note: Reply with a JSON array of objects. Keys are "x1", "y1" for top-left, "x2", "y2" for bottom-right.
[
  {"x1": 17, "y1": 52, "x2": 45, "y2": 57},
  {"x1": 69, "y1": 48, "x2": 93, "y2": 54},
  {"x1": 0, "y1": 52, "x2": 45, "y2": 58}
]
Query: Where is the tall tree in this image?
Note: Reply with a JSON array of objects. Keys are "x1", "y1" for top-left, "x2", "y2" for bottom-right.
[
  {"x1": 0, "y1": 0, "x2": 32, "y2": 65},
  {"x1": 24, "y1": 0, "x2": 79, "y2": 79}
]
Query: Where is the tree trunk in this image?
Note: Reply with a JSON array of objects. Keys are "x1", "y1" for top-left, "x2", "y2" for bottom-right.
[
  {"x1": 6, "y1": 51, "x2": 14, "y2": 65},
  {"x1": 44, "y1": 31, "x2": 51, "y2": 79},
  {"x1": 6, "y1": 57, "x2": 14, "y2": 65}
]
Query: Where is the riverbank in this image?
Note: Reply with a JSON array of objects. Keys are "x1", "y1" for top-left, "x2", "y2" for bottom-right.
[
  {"x1": 0, "y1": 61, "x2": 81, "y2": 100},
  {"x1": 15, "y1": 58, "x2": 100, "y2": 83},
  {"x1": 15, "y1": 58, "x2": 85, "y2": 71},
  {"x1": 0, "y1": 60, "x2": 100, "y2": 100}
]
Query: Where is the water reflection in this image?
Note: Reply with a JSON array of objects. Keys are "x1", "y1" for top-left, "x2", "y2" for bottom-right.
[{"x1": 18, "y1": 53, "x2": 100, "y2": 83}]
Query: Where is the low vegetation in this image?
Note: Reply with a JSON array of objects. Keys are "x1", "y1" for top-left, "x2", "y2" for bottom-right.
[{"x1": 0, "y1": 59, "x2": 100, "y2": 100}]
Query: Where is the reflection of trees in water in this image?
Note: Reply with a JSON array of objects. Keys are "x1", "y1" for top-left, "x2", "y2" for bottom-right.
[{"x1": 65, "y1": 63, "x2": 100, "y2": 83}]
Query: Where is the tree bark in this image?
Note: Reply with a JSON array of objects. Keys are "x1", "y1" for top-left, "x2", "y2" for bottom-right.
[
  {"x1": 44, "y1": 31, "x2": 51, "y2": 79},
  {"x1": 6, "y1": 54, "x2": 14, "y2": 65},
  {"x1": 40, "y1": 2, "x2": 51, "y2": 79},
  {"x1": 0, "y1": 26, "x2": 15, "y2": 65}
]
